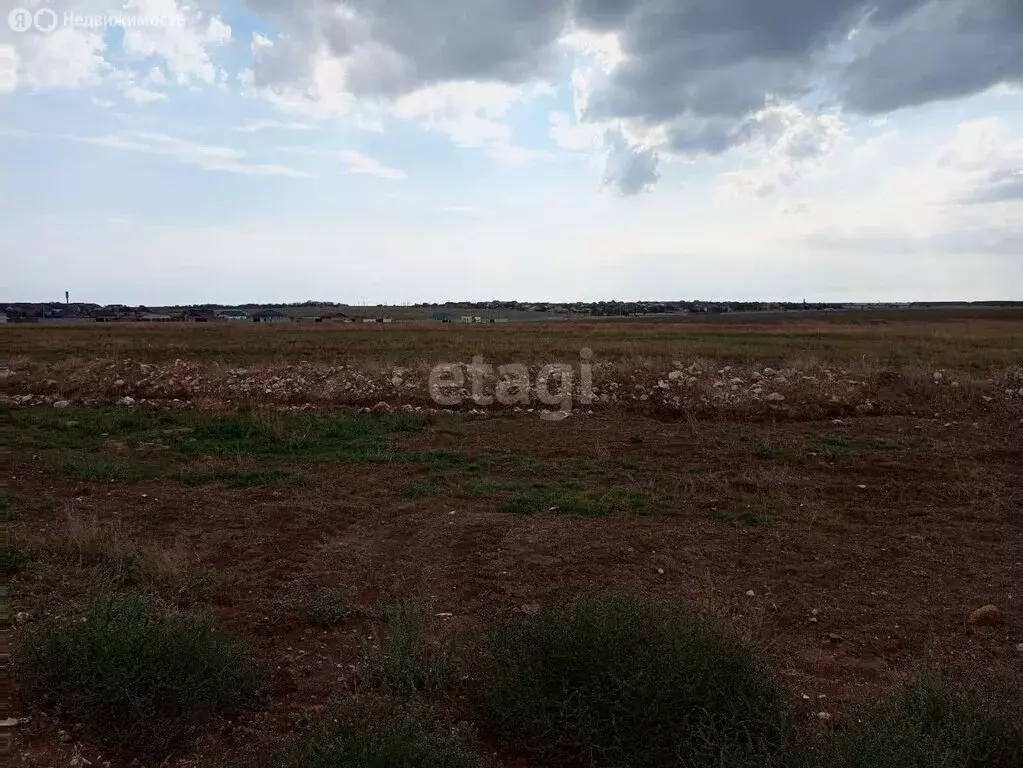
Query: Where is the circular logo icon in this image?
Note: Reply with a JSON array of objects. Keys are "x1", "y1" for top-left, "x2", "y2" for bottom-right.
[
  {"x1": 7, "y1": 7, "x2": 33, "y2": 32},
  {"x1": 33, "y1": 8, "x2": 58, "y2": 33}
]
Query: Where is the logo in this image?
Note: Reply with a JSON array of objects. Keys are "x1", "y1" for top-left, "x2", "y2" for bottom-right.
[
  {"x1": 33, "y1": 7, "x2": 58, "y2": 32},
  {"x1": 7, "y1": 7, "x2": 32, "y2": 32}
]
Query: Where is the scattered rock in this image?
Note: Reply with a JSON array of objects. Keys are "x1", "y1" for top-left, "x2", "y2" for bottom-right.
[
  {"x1": 114, "y1": 379, "x2": 125, "y2": 387},
  {"x1": 117, "y1": 396, "x2": 135, "y2": 406},
  {"x1": 1016, "y1": 643, "x2": 1023, "y2": 654},
  {"x1": 520, "y1": 603, "x2": 540, "y2": 615},
  {"x1": 816, "y1": 712, "x2": 832, "y2": 721},
  {"x1": 826, "y1": 633, "x2": 843, "y2": 644},
  {"x1": 58, "y1": 729, "x2": 72, "y2": 743},
  {"x1": 765, "y1": 392, "x2": 785, "y2": 402},
  {"x1": 745, "y1": 590, "x2": 756, "y2": 598},
  {"x1": 968, "y1": 604, "x2": 1001, "y2": 626},
  {"x1": 15, "y1": 611, "x2": 32, "y2": 624},
  {"x1": 53, "y1": 400, "x2": 70, "y2": 409},
  {"x1": 372, "y1": 401, "x2": 390, "y2": 412}
]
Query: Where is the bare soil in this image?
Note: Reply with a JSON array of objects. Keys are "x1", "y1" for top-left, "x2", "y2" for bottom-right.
[{"x1": 6, "y1": 405, "x2": 1022, "y2": 767}]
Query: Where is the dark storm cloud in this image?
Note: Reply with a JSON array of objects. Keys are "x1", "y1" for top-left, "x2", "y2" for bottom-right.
[
  {"x1": 250, "y1": 0, "x2": 1020, "y2": 115},
  {"x1": 246, "y1": 0, "x2": 1023, "y2": 193},
  {"x1": 841, "y1": 0, "x2": 1023, "y2": 113}
]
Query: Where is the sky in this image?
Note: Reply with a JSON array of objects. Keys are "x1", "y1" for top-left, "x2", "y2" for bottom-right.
[{"x1": 1, "y1": 0, "x2": 1021, "y2": 305}]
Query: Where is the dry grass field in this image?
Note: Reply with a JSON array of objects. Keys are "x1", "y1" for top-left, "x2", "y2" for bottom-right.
[{"x1": 3, "y1": 312, "x2": 1022, "y2": 767}]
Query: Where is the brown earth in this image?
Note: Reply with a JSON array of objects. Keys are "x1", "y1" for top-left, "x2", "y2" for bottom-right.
[{"x1": 6, "y1": 405, "x2": 1022, "y2": 767}]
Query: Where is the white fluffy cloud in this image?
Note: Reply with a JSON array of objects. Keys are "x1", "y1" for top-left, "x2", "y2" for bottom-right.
[{"x1": 0, "y1": 0, "x2": 230, "y2": 94}]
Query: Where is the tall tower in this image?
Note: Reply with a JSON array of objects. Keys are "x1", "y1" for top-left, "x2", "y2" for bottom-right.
[{"x1": 65, "y1": 291, "x2": 69, "y2": 305}]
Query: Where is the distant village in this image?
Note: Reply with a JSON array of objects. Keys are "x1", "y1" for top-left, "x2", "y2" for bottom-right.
[{"x1": 2, "y1": 298, "x2": 1019, "y2": 324}]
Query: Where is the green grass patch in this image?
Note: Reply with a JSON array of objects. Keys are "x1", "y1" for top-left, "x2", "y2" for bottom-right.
[
  {"x1": 398, "y1": 478, "x2": 444, "y2": 498},
  {"x1": 360, "y1": 591, "x2": 449, "y2": 696},
  {"x1": 180, "y1": 408, "x2": 426, "y2": 462},
  {"x1": 299, "y1": 587, "x2": 355, "y2": 629},
  {"x1": 471, "y1": 592, "x2": 796, "y2": 768},
  {"x1": 500, "y1": 486, "x2": 657, "y2": 516},
  {"x1": 404, "y1": 450, "x2": 479, "y2": 470},
  {"x1": 60, "y1": 454, "x2": 161, "y2": 483},
  {"x1": 714, "y1": 491, "x2": 790, "y2": 527},
  {"x1": 2, "y1": 535, "x2": 27, "y2": 575},
  {"x1": 0, "y1": 405, "x2": 428, "y2": 464},
  {"x1": 240, "y1": 697, "x2": 489, "y2": 768},
  {"x1": 179, "y1": 467, "x2": 308, "y2": 488},
  {"x1": 15, "y1": 595, "x2": 263, "y2": 756},
  {"x1": 808, "y1": 664, "x2": 1023, "y2": 768}
]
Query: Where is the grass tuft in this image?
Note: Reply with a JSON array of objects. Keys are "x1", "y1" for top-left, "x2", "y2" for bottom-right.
[
  {"x1": 807, "y1": 664, "x2": 1023, "y2": 768},
  {"x1": 299, "y1": 587, "x2": 354, "y2": 629},
  {"x1": 53, "y1": 512, "x2": 218, "y2": 604},
  {"x1": 16, "y1": 595, "x2": 263, "y2": 756},
  {"x1": 240, "y1": 697, "x2": 489, "y2": 768},
  {"x1": 360, "y1": 591, "x2": 449, "y2": 696},
  {"x1": 471, "y1": 592, "x2": 796, "y2": 768}
]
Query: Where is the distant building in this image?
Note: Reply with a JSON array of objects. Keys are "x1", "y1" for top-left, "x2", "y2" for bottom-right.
[
  {"x1": 0, "y1": 311, "x2": 7, "y2": 323},
  {"x1": 251, "y1": 309, "x2": 289, "y2": 323},
  {"x1": 316, "y1": 312, "x2": 352, "y2": 323},
  {"x1": 218, "y1": 310, "x2": 249, "y2": 321}
]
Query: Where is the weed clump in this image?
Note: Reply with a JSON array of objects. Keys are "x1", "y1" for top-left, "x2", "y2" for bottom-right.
[
  {"x1": 243, "y1": 697, "x2": 489, "y2": 768},
  {"x1": 299, "y1": 587, "x2": 354, "y2": 629},
  {"x1": 471, "y1": 592, "x2": 796, "y2": 768},
  {"x1": 16, "y1": 595, "x2": 262, "y2": 756},
  {"x1": 808, "y1": 664, "x2": 1023, "y2": 768},
  {"x1": 359, "y1": 591, "x2": 450, "y2": 696}
]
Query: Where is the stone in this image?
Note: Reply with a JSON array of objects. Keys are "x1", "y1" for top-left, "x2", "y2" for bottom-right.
[
  {"x1": 118, "y1": 396, "x2": 135, "y2": 406},
  {"x1": 968, "y1": 604, "x2": 1001, "y2": 626},
  {"x1": 765, "y1": 392, "x2": 785, "y2": 402},
  {"x1": 53, "y1": 400, "x2": 70, "y2": 409}
]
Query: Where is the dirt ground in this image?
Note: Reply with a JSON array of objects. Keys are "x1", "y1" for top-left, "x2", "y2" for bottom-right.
[{"x1": 6, "y1": 403, "x2": 1022, "y2": 767}]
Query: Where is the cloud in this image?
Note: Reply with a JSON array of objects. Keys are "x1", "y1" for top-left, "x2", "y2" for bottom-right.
[
  {"x1": 336, "y1": 150, "x2": 407, "y2": 180},
  {"x1": 841, "y1": 0, "x2": 1023, "y2": 113},
  {"x1": 601, "y1": 129, "x2": 659, "y2": 195},
  {"x1": 0, "y1": 0, "x2": 231, "y2": 96},
  {"x1": 237, "y1": 119, "x2": 318, "y2": 132},
  {"x1": 391, "y1": 80, "x2": 552, "y2": 165},
  {"x1": 247, "y1": 0, "x2": 568, "y2": 98},
  {"x1": 930, "y1": 118, "x2": 1023, "y2": 205},
  {"x1": 722, "y1": 105, "x2": 847, "y2": 196},
  {"x1": 69, "y1": 131, "x2": 310, "y2": 177},
  {"x1": 280, "y1": 146, "x2": 407, "y2": 179},
  {"x1": 122, "y1": 83, "x2": 167, "y2": 104},
  {"x1": 550, "y1": 110, "x2": 602, "y2": 151}
]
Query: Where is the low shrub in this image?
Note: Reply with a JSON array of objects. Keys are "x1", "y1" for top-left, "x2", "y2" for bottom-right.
[
  {"x1": 808, "y1": 664, "x2": 1023, "y2": 768},
  {"x1": 16, "y1": 595, "x2": 263, "y2": 756},
  {"x1": 471, "y1": 591, "x2": 796, "y2": 768}
]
